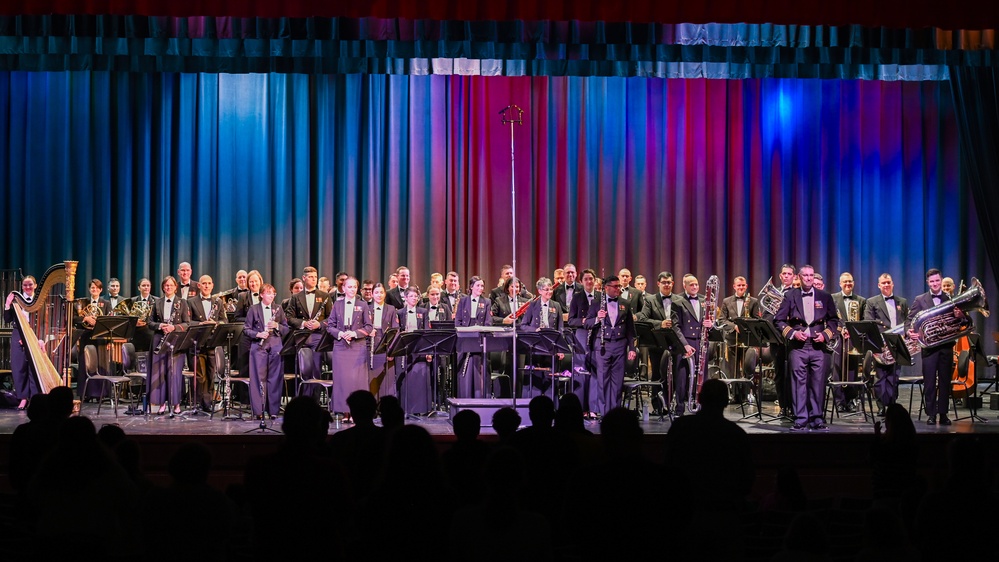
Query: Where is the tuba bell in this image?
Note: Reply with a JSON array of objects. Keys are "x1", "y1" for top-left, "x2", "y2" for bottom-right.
[
  {"x1": 757, "y1": 276, "x2": 785, "y2": 317},
  {"x1": 910, "y1": 277, "x2": 989, "y2": 349}
]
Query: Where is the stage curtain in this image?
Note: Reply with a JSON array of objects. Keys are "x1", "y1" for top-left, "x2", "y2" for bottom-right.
[
  {"x1": 950, "y1": 66, "x2": 999, "y2": 288},
  {"x1": 0, "y1": 16, "x2": 979, "y2": 79},
  {"x1": 1, "y1": 72, "x2": 994, "y2": 345}
]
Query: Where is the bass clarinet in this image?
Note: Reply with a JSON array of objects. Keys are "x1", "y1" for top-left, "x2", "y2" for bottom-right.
[{"x1": 688, "y1": 275, "x2": 720, "y2": 414}]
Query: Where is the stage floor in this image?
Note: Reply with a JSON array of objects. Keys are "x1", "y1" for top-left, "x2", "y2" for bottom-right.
[{"x1": 1, "y1": 385, "x2": 996, "y2": 437}]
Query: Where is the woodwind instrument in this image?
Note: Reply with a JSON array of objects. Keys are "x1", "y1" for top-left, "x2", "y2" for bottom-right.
[
  {"x1": 688, "y1": 275, "x2": 720, "y2": 414},
  {"x1": 369, "y1": 307, "x2": 376, "y2": 370}
]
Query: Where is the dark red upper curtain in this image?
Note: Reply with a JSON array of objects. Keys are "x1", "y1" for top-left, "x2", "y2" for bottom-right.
[{"x1": 1, "y1": 0, "x2": 996, "y2": 30}]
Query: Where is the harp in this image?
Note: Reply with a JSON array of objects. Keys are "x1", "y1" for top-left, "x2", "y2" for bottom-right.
[{"x1": 8, "y1": 261, "x2": 78, "y2": 392}]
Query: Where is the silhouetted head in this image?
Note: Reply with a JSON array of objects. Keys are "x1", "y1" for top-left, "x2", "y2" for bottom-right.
[
  {"x1": 347, "y1": 390, "x2": 378, "y2": 423},
  {"x1": 282, "y1": 395, "x2": 332, "y2": 445},
  {"x1": 528, "y1": 395, "x2": 555, "y2": 428},
  {"x1": 379, "y1": 395, "x2": 405, "y2": 429},
  {"x1": 600, "y1": 407, "x2": 644, "y2": 456},
  {"x1": 697, "y1": 379, "x2": 729, "y2": 411},
  {"x1": 554, "y1": 392, "x2": 585, "y2": 432},
  {"x1": 452, "y1": 409, "x2": 481, "y2": 441},
  {"x1": 492, "y1": 407, "x2": 521, "y2": 440},
  {"x1": 48, "y1": 386, "x2": 75, "y2": 418},
  {"x1": 168, "y1": 441, "x2": 213, "y2": 487}
]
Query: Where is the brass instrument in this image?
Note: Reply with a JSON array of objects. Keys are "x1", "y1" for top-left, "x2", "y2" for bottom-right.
[
  {"x1": 910, "y1": 277, "x2": 989, "y2": 349},
  {"x1": 757, "y1": 276, "x2": 785, "y2": 317},
  {"x1": 839, "y1": 299, "x2": 860, "y2": 374},
  {"x1": 872, "y1": 324, "x2": 921, "y2": 365},
  {"x1": 8, "y1": 261, "x2": 78, "y2": 391},
  {"x1": 80, "y1": 301, "x2": 105, "y2": 318},
  {"x1": 689, "y1": 275, "x2": 719, "y2": 414},
  {"x1": 111, "y1": 298, "x2": 133, "y2": 316},
  {"x1": 129, "y1": 299, "x2": 152, "y2": 324},
  {"x1": 213, "y1": 288, "x2": 240, "y2": 313}
]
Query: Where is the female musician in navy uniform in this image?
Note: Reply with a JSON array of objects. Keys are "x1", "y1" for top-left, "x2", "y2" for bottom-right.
[
  {"x1": 774, "y1": 265, "x2": 839, "y2": 431},
  {"x1": 490, "y1": 276, "x2": 528, "y2": 397},
  {"x1": 368, "y1": 283, "x2": 399, "y2": 400},
  {"x1": 326, "y1": 277, "x2": 372, "y2": 422},
  {"x1": 243, "y1": 283, "x2": 290, "y2": 419},
  {"x1": 147, "y1": 276, "x2": 191, "y2": 415},
  {"x1": 75, "y1": 279, "x2": 112, "y2": 399},
  {"x1": 518, "y1": 277, "x2": 566, "y2": 397},
  {"x1": 4, "y1": 275, "x2": 39, "y2": 409},
  {"x1": 455, "y1": 276, "x2": 493, "y2": 398}
]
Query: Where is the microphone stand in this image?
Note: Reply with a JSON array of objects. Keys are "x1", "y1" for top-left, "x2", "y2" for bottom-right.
[{"x1": 500, "y1": 104, "x2": 523, "y2": 408}]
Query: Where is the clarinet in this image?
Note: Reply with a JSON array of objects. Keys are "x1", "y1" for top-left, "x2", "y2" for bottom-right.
[
  {"x1": 600, "y1": 290, "x2": 607, "y2": 355},
  {"x1": 369, "y1": 308, "x2": 376, "y2": 370}
]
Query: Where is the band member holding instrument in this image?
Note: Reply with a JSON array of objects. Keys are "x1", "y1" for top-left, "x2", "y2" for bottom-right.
[
  {"x1": 131, "y1": 278, "x2": 156, "y2": 352},
  {"x1": 907, "y1": 268, "x2": 956, "y2": 426},
  {"x1": 397, "y1": 287, "x2": 432, "y2": 414},
  {"x1": 718, "y1": 276, "x2": 763, "y2": 400},
  {"x1": 553, "y1": 268, "x2": 565, "y2": 286},
  {"x1": 671, "y1": 274, "x2": 712, "y2": 416},
  {"x1": 774, "y1": 265, "x2": 839, "y2": 431},
  {"x1": 637, "y1": 272, "x2": 687, "y2": 410},
  {"x1": 187, "y1": 274, "x2": 226, "y2": 412},
  {"x1": 455, "y1": 276, "x2": 493, "y2": 398},
  {"x1": 4, "y1": 275, "x2": 38, "y2": 409},
  {"x1": 618, "y1": 268, "x2": 643, "y2": 314},
  {"x1": 491, "y1": 276, "x2": 530, "y2": 397},
  {"x1": 585, "y1": 275, "x2": 638, "y2": 416},
  {"x1": 244, "y1": 283, "x2": 290, "y2": 420},
  {"x1": 771, "y1": 263, "x2": 797, "y2": 419},
  {"x1": 567, "y1": 268, "x2": 601, "y2": 415},
  {"x1": 327, "y1": 277, "x2": 372, "y2": 422},
  {"x1": 234, "y1": 270, "x2": 249, "y2": 294},
  {"x1": 368, "y1": 283, "x2": 399, "y2": 400},
  {"x1": 234, "y1": 270, "x2": 264, "y2": 381},
  {"x1": 831, "y1": 272, "x2": 867, "y2": 412},
  {"x1": 75, "y1": 279, "x2": 112, "y2": 399},
  {"x1": 864, "y1": 273, "x2": 906, "y2": 415},
  {"x1": 147, "y1": 276, "x2": 191, "y2": 416},
  {"x1": 288, "y1": 266, "x2": 332, "y2": 398}
]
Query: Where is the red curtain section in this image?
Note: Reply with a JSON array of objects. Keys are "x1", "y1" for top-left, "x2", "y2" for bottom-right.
[{"x1": 1, "y1": 0, "x2": 994, "y2": 30}]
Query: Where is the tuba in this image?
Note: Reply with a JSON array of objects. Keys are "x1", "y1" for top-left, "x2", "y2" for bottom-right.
[
  {"x1": 872, "y1": 324, "x2": 921, "y2": 365},
  {"x1": 910, "y1": 277, "x2": 989, "y2": 349},
  {"x1": 757, "y1": 277, "x2": 785, "y2": 317}
]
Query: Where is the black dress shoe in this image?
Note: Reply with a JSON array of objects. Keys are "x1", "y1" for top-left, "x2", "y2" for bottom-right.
[
  {"x1": 877, "y1": 408, "x2": 886, "y2": 417},
  {"x1": 939, "y1": 415, "x2": 952, "y2": 425},
  {"x1": 926, "y1": 416, "x2": 937, "y2": 426},
  {"x1": 790, "y1": 423, "x2": 807, "y2": 431}
]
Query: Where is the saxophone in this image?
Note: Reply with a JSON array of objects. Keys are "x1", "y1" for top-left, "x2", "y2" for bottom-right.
[{"x1": 688, "y1": 275, "x2": 720, "y2": 414}]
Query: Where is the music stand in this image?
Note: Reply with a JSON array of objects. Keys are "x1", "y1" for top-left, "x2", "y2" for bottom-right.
[
  {"x1": 280, "y1": 330, "x2": 316, "y2": 400},
  {"x1": 733, "y1": 318, "x2": 783, "y2": 422},
  {"x1": 387, "y1": 330, "x2": 429, "y2": 419},
  {"x1": 415, "y1": 329, "x2": 456, "y2": 416},
  {"x1": 204, "y1": 323, "x2": 244, "y2": 420},
  {"x1": 168, "y1": 323, "x2": 215, "y2": 419},
  {"x1": 516, "y1": 328, "x2": 572, "y2": 405},
  {"x1": 92, "y1": 315, "x2": 137, "y2": 375}
]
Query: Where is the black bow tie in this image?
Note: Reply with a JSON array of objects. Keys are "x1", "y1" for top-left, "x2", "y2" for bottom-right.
[
  {"x1": 801, "y1": 292, "x2": 813, "y2": 297},
  {"x1": 608, "y1": 298, "x2": 618, "y2": 302},
  {"x1": 408, "y1": 310, "x2": 415, "y2": 314},
  {"x1": 933, "y1": 293, "x2": 944, "y2": 298},
  {"x1": 165, "y1": 299, "x2": 172, "y2": 303},
  {"x1": 431, "y1": 305, "x2": 437, "y2": 309},
  {"x1": 306, "y1": 290, "x2": 316, "y2": 295},
  {"x1": 264, "y1": 306, "x2": 270, "y2": 310},
  {"x1": 201, "y1": 297, "x2": 211, "y2": 301},
  {"x1": 735, "y1": 296, "x2": 746, "y2": 300},
  {"x1": 885, "y1": 295, "x2": 894, "y2": 300},
  {"x1": 253, "y1": 293, "x2": 259, "y2": 297},
  {"x1": 180, "y1": 284, "x2": 189, "y2": 288},
  {"x1": 686, "y1": 295, "x2": 697, "y2": 300}
]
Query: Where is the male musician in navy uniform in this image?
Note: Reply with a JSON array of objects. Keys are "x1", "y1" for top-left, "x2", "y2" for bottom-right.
[
  {"x1": 4, "y1": 275, "x2": 39, "y2": 409},
  {"x1": 288, "y1": 266, "x2": 333, "y2": 397},
  {"x1": 830, "y1": 272, "x2": 867, "y2": 412},
  {"x1": 864, "y1": 273, "x2": 906, "y2": 415},
  {"x1": 907, "y1": 268, "x2": 956, "y2": 426},
  {"x1": 585, "y1": 275, "x2": 637, "y2": 416},
  {"x1": 718, "y1": 276, "x2": 763, "y2": 401},
  {"x1": 671, "y1": 274, "x2": 714, "y2": 416},
  {"x1": 176, "y1": 262, "x2": 195, "y2": 301},
  {"x1": 187, "y1": 274, "x2": 226, "y2": 412},
  {"x1": 774, "y1": 265, "x2": 839, "y2": 431},
  {"x1": 107, "y1": 278, "x2": 125, "y2": 311},
  {"x1": 637, "y1": 272, "x2": 688, "y2": 412},
  {"x1": 567, "y1": 269, "x2": 600, "y2": 414},
  {"x1": 618, "y1": 268, "x2": 644, "y2": 315},
  {"x1": 386, "y1": 266, "x2": 412, "y2": 310},
  {"x1": 518, "y1": 277, "x2": 565, "y2": 397}
]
